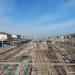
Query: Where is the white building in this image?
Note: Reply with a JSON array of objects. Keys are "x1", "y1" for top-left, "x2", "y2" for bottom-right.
[
  {"x1": 20, "y1": 36, "x2": 24, "y2": 39},
  {"x1": 0, "y1": 32, "x2": 12, "y2": 41},
  {"x1": 59, "y1": 36, "x2": 65, "y2": 42},
  {"x1": 11, "y1": 34, "x2": 21, "y2": 41},
  {"x1": 11, "y1": 34, "x2": 18, "y2": 39}
]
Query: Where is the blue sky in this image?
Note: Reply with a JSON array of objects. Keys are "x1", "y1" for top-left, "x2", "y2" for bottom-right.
[{"x1": 0, "y1": 0, "x2": 75, "y2": 38}]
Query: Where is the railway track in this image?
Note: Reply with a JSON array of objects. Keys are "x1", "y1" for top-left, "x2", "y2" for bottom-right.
[
  {"x1": 0, "y1": 44, "x2": 28, "y2": 61},
  {"x1": 57, "y1": 43, "x2": 75, "y2": 56},
  {"x1": 31, "y1": 42, "x2": 67, "y2": 75},
  {"x1": 0, "y1": 42, "x2": 75, "y2": 75},
  {"x1": 51, "y1": 43, "x2": 75, "y2": 75}
]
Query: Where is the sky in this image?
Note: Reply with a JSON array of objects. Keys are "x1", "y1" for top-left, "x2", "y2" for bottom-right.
[{"x1": 0, "y1": 0, "x2": 75, "y2": 38}]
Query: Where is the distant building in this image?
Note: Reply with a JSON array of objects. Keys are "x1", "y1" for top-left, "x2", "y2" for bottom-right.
[
  {"x1": 48, "y1": 36, "x2": 56, "y2": 42},
  {"x1": 11, "y1": 34, "x2": 21, "y2": 41},
  {"x1": 0, "y1": 32, "x2": 12, "y2": 41},
  {"x1": 66, "y1": 34, "x2": 75, "y2": 45},
  {"x1": 58, "y1": 36, "x2": 65, "y2": 42},
  {"x1": 68, "y1": 34, "x2": 75, "y2": 38},
  {"x1": 20, "y1": 36, "x2": 24, "y2": 39},
  {"x1": 48, "y1": 35, "x2": 65, "y2": 43}
]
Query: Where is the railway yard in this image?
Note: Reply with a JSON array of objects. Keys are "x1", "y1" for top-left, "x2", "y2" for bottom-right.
[{"x1": 0, "y1": 41, "x2": 75, "y2": 75}]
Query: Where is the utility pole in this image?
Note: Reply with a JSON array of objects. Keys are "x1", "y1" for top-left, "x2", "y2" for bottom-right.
[
  {"x1": 2, "y1": 40, "x2": 3, "y2": 48},
  {"x1": 13, "y1": 38, "x2": 14, "y2": 50},
  {"x1": 1, "y1": 39, "x2": 4, "y2": 75}
]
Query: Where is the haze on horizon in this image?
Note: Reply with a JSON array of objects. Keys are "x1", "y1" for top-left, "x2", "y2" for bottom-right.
[{"x1": 0, "y1": 0, "x2": 75, "y2": 38}]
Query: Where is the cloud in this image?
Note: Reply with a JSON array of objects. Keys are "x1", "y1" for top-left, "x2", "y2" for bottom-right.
[
  {"x1": 34, "y1": 15, "x2": 58, "y2": 24},
  {"x1": 31, "y1": 19, "x2": 75, "y2": 36},
  {"x1": 58, "y1": 0, "x2": 75, "y2": 11},
  {"x1": 38, "y1": 19, "x2": 75, "y2": 31}
]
